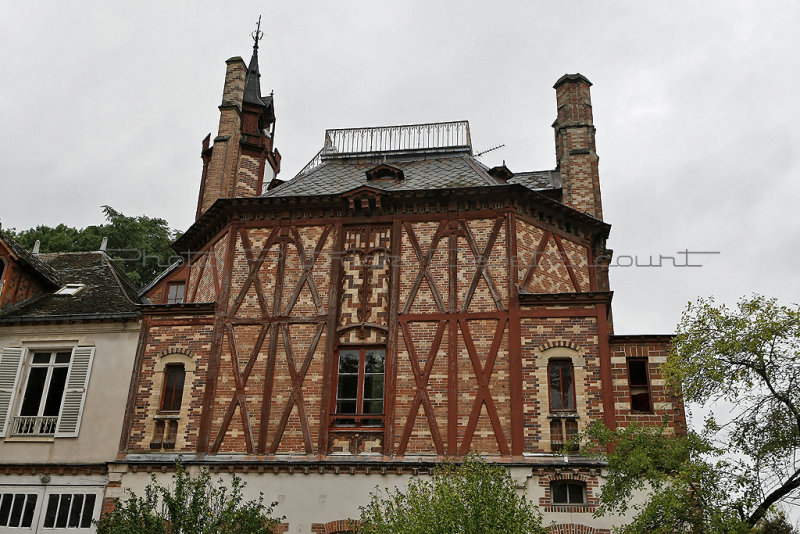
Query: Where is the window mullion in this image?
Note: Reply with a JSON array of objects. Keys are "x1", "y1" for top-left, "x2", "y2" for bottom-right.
[
  {"x1": 356, "y1": 348, "x2": 366, "y2": 417},
  {"x1": 36, "y1": 353, "x2": 56, "y2": 418}
]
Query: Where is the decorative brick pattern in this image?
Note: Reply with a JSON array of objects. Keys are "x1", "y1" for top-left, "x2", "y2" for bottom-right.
[
  {"x1": 610, "y1": 338, "x2": 686, "y2": 432},
  {"x1": 550, "y1": 524, "x2": 610, "y2": 534},
  {"x1": 338, "y1": 226, "x2": 391, "y2": 344},
  {"x1": 311, "y1": 519, "x2": 359, "y2": 533}
]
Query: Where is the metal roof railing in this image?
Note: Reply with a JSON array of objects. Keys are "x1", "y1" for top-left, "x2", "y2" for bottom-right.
[
  {"x1": 295, "y1": 121, "x2": 472, "y2": 177},
  {"x1": 324, "y1": 120, "x2": 471, "y2": 156}
]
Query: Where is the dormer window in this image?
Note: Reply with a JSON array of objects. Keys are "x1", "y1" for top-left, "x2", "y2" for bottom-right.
[
  {"x1": 365, "y1": 164, "x2": 404, "y2": 182},
  {"x1": 488, "y1": 164, "x2": 513, "y2": 181},
  {"x1": 54, "y1": 283, "x2": 85, "y2": 296},
  {"x1": 166, "y1": 282, "x2": 185, "y2": 304}
]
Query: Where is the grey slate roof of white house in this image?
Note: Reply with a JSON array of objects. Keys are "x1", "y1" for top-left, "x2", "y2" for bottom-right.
[{"x1": 0, "y1": 251, "x2": 141, "y2": 323}]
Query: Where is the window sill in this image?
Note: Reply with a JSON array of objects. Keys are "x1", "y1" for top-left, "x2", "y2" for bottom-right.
[
  {"x1": 4, "y1": 436, "x2": 56, "y2": 443},
  {"x1": 154, "y1": 413, "x2": 182, "y2": 420},
  {"x1": 547, "y1": 412, "x2": 579, "y2": 419},
  {"x1": 545, "y1": 504, "x2": 597, "y2": 513}
]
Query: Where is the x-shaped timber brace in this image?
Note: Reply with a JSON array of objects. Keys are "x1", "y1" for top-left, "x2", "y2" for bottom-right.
[{"x1": 210, "y1": 225, "x2": 331, "y2": 454}]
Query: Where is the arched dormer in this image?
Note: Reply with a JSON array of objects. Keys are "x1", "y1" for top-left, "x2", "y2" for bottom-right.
[{"x1": 365, "y1": 163, "x2": 404, "y2": 182}]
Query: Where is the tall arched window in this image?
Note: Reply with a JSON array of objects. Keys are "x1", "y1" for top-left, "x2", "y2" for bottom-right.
[
  {"x1": 548, "y1": 360, "x2": 575, "y2": 412},
  {"x1": 160, "y1": 364, "x2": 186, "y2": 412}
]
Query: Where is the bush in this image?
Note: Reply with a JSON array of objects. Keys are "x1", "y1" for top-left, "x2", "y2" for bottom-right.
[
  {"x1": 359, "y1": 453, "x2": 547, "y2": 534},
  {"x1": 96, "y1": 462, "x2": 280, "y2": 534}
]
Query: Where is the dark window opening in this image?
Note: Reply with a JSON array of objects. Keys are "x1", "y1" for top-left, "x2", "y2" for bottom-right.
[
  {"x1": 20, "y1": 351, "x2": 71, "y2": 418},
  {"x1": 166, "y1": 282, "x2": 185, "y2": 304},
  {"x1": 548, "y1": 360, "x2": 575, "y2": 412},
  {"x1": 160, "y1": 365, "x2": 186, "y2": 412},
  {"x1": 628, "y1": 359, "x2": 652, "y2": 413},
  {"x1": 550, "y1": 481, "x2": 586, "y2": 505},
  {"x1": 333, "y1": 347, "x2": 385, "y2": 427},
  {"x1": 0, "y1": 493, "x2": 38, "y2": 528},
  {"x1": 43, "y1": 493, "x2": 96, "y2": 529}
]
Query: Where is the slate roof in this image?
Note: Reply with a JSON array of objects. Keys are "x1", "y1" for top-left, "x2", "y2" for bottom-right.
[
  {"x1": 508, "y1": 170, "x2": 562, "y2": 190},
  {"x1": 0, "y1": 251, "x2": 141, "y2": 323},
  {"x1": 263, "y1": 153, "x2": 560, "y2": 199},
  {"x1": 0, "y1": 232, "x2": 61, "y2": 286}
]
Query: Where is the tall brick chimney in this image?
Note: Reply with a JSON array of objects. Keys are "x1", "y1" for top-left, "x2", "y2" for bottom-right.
[
  {"x1": 196, "y1": 30, "x2": 281, "y2": 220},
  {"x1": 553, "y1": 74, "x2": 602, "y2": 220}
]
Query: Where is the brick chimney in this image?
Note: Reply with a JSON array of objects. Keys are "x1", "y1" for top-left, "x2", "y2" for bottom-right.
[
  {"x1": 553, "y1": 74, "x2": 602, "y2": 220},
  {"x1": 196, "y1": 38, "x2": 281, "y2": 219}
]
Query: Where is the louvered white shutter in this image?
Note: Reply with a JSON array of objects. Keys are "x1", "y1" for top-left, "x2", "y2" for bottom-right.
[
  {"x1": 55, "y1": 346, "x2": 95, "y2": 438},
  {"x1": 0, "y1": 347, "x2": 24, "y2": 438}
]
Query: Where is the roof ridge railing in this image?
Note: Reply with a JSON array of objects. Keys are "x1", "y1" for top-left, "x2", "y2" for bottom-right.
[
  {"x1": 325, "y1": 120, "x2": 471, "y2": 156},
  {"x1": 294, "y1": 121, "x2": 471, "y2": 178}
]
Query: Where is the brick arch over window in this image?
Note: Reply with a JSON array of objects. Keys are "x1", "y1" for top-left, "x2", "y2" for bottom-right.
[
  {"x1": 550, "y1": 524, "x2": 610, "y2": 534},
  {"x1": 536, "y1": 340, "x2": 583, "y2": 353},
  {"x1": 537, "y1": 469, "x2": 600, "y2": 512},
  {"x1": 535, "y1": 342, "x2": 586, "y2": 369}
]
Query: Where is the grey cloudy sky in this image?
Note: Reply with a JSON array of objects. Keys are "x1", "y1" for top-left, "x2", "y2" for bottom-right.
[{"x1": 1, "y1": 0, "x2": 799, "y2": 336}]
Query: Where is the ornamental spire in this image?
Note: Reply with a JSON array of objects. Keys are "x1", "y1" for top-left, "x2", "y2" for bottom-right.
[{"x1": 243, "y1": 15, "x2": 265, "y2": 106}]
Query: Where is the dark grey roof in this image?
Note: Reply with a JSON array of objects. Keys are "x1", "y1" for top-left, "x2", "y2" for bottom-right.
[
  {"x1": 264, "y1": 154, "x2": 560, "y2": 198},
  {"x1": 0, "y1": 233, "x2": 60, "y2": 286},
  {"x1": 508, "y1": 170, "x2": 562, "y2": 190},
  {"x1": 243, "y1": 45, "x2": 265, "y2": 107},
  {"x1": 0, "y1": 252, "x2": 141, "y2": 323}
]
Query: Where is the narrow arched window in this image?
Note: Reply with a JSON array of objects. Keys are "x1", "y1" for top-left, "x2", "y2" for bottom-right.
[
  {"x1": 160, "y1": 364, "x2": 185, "y2": 412},
  {"x1": 548, "y1": 360, "x2": 575, "y2": 412}
]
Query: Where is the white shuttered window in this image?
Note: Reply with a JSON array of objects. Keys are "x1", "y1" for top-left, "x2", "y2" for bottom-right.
[
  {"x1": 0, "y1": 347, "x2": 24, "y2": 437},
  {"x1": 0, "y1": 346, "x2": 95, "y2": 439}
]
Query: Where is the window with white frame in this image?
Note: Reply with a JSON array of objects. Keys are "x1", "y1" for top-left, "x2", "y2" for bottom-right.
[
  {"x1": 0, "y1": 346, "x2": 95, "y2": 439},
  {"x1": 0, "y1": 486, "x2": 102, "y2": 532}
]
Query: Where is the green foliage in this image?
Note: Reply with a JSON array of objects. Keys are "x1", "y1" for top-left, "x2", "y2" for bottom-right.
[
  {"x1": 358, "y1": 453, "x2": 547, "y2": 534},
  {"x1": 95, "y1": 462, "x2": 280, "y2": 534},
  {"x1": 6, "y1": 206, "x2": 181, "y2": 287},
  {"x1": 753, "y1": 510, "x2": 798, "y2": 534},
  {"x1": 583, "y1": 295, "x2": 800, "y2": 533}
]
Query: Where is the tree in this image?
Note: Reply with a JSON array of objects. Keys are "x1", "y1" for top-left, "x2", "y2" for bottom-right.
[
  {"x1": 584, "y1": 295, "x2": 800, "y2": 534},
  {"x1": 5, "y1": 206, "x2": 181, "y2": 287},
  {"x1": 95, "y1": 462, "x2": 280, "y2": 534},
  {"x1": 358, "y1": 454, "x2": 547, "y2": 534}
]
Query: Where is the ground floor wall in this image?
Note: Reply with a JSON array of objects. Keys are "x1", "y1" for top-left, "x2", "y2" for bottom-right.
[
  {"x1": 109, "y1": 461, "x2": 641, "y2": 534},
  {"x1": 0, "y1": 472, "x2": 106, "y2": 532}
]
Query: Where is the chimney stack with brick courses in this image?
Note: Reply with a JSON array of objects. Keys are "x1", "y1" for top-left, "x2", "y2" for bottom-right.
[
  {"x1": 196, "y1": 57, "x2": 248, "y2": 218},
  {"x1": 195, "y1": 47, "x2": 280, "y2": 220},
  {"x1": 553, "y1": 74, "x2": 603, "y2": 220}
]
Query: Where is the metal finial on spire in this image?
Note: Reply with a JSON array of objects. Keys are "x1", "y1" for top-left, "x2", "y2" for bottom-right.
[{"x1": 251, "y1": 15, "x2": 264, "y2": 50}]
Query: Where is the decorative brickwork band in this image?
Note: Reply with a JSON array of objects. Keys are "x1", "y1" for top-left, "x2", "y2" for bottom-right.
[{"x1": 550, "y1": 524, "x2": 610, "y2": 534}]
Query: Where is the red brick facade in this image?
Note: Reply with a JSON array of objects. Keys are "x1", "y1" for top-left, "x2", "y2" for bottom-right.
[{"x1": 115, "y1": 47, "x2": 685, "y2": 533}]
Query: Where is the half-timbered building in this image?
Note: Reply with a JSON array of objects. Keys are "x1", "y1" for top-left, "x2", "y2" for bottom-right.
[{"x1": 115, "y1": 37, "x2": 686, "y2": 534}]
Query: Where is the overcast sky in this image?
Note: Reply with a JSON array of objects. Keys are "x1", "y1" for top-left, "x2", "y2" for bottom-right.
[{"x1": 1, "y1": 1, "x2": 799, "y2": 336}]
